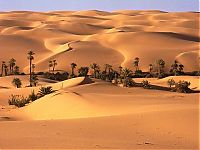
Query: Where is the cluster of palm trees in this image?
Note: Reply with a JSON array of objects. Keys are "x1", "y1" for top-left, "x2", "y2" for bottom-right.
[
  {"x1": 2, "y1": 48, "x2": 187, "y2": 89},
  {"x1": 30, "y1": 52, "x2": 185, "y2": 87},
  {"x1": 1, "y1": 58, "x2": 19, "y2": 76},
  {"x1": 48, "y1": 60, "x2": 57, "y2": 73}
]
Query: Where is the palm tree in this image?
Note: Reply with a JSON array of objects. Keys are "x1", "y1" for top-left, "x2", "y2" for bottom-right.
[
  {"x1": 12, "y1": 78, "x2": 22, "y2": 88},
  {"x1": 1, "y1": 61, "x2": 5, "y2": 76},
  {"x1": 71, "y1": 63, "x2": 77, "y2": 76},
  {"x1": 4, "y1": 64, "x2": 8, "y2": 76},
  {"x1": 52, "y1": 60, "x2": 57, "y2": 73},
  {"x1": 78, "y1": 67, "x2": 89, "y2": 77},
  {"x1": 27, "y1": 50, "x2": 35, "y2": 87},
  {"x1": 90, "y1": 63, "x2": 100, "y2": 78},
  {"x1": 157, "y1": 59, "x2": 165, "y2": 75},
  {"x1": 149, "y1": 64, "x2": 153, "y2": 74},
  {"x1": 178, "y1": 64, "x2": 184, "y2": 73},
  {"x1": 9, "y1": 58, "x2": 16, "y2": 75},
  {"x1": 133, "y1": 57, "x2": 140, "y2": 71},
  {"x1": 31, "y1": 74, "x2": 38, "y2": 87},
  {"x1": 13, "y1": 66, "x2": 20, "y2": 75},
  {"x1": 171, "y1": 60, "x2": 179, "y2": 75},
  {"x1": 48, "y1": 61, "x2": 53, "y2": 72},
  {"x1": 104, "y1": 64, "x2": 112, "y2": 74},
  {"x1": 167, "y1": 79, "x2": 175, "y2": 88},
  {"x1": 119, "y1": 66, "x2": 123, "y2": 75},
  {"x1": 32, "y1": 64, "x2": 35, "y2": 73}
]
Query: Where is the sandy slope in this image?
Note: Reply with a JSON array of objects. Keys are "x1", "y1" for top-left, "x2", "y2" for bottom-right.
[
  {"x1": 0, "y1": 76, "x2": 199, "y2": 149},
  {"x1": 0, "y1": 10, "x2": 199, "y2": 149},
  {"x1": 0, "y1": 10, "x2": 199, "y2": 72}
]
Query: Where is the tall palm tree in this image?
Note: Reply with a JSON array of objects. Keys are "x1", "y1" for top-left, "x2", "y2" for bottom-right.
[
  {"x1": 133, "y1": 57, "x2": 140, "y2": 71},
  {"x1": 71, "y1": 63, "x2": 77, "y2": 76},
  {"x1": 4, "y1": 64, "x2": 8, "y2": 76},
  {"x1": 52, "y1": 60, "x2": 57, "y2": 73},
  {"x1": 32, "y1": 64, "x2": 35, "y2": 73},
  {"x1": 1, "y1": 61, "x2": 5, "y2": 76},
  {"x1": 48, "y1": 61, "x2": 53, "y2": 72},
  {"x1": 9, "y1": 58, "x2": 16, "y2": 75},
  {"x1": 27, "y1": 50, "x2": 35, "y2": 87},
  {"x1": 90, "y1": 63, "x2": 100, "y2": 78},
  {"x1": 171, "y1": 60, "x2": 178, "y2": 75}
]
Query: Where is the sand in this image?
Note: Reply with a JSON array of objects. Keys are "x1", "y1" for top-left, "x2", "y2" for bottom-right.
[
  {"x1": 0, "y1": 10, "x2": 199, "y2": 72},
  {"x1": 0, "y1": 10, "x2": 199, "y2": 149}
]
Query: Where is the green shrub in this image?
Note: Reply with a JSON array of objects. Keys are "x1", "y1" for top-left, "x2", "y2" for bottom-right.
[
  {"x1": 158, "y1": 73, "x2": 166, "y2": 79},
  {"x1": 12, "y1": 78, "x2": 22, "y2": 88},
  {"x1": 8, "y1": 95, "x2": 29, "y2": 107},
  {"x1": 28, "y1": 90, "x2": 38, "y2": 102},
  {"x1": 38, "y1": 86, "x2": 54, "y2": 98}
]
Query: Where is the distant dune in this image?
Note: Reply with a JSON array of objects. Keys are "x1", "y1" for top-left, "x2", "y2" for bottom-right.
[{"x1": 0, "y1": 10, "x2": 199, "y2": 72}]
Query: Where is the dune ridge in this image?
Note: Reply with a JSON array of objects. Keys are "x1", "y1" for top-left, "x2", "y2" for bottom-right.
[{"x1": 0, "y1": 10, "x2": 199, "y2": 72}]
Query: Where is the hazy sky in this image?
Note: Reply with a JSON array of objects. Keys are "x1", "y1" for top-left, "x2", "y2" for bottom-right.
[{"x1": 0, "y1": 0, "x2": 199, "y2": 12}]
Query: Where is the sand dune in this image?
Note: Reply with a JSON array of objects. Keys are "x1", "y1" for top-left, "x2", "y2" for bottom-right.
[
  {"x1": 0, "y1": 10, "x2": 199, "y2": 149},
  {"x1": 134, "y1": 75, "x2": 200, "y2": 90},
  {"x1": 0, "y1": 10, "x2": 199, "y2": 73},
  {"x1": 0, "y1": 76, "x2": 198, "y2": 148}
]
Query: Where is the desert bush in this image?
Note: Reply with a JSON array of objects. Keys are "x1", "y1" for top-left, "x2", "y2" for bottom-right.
[
  {"x1": 28, "y1": 90, "x2": 38, "y2": 102},
  {"x1": 38, "y1": 86, "x2": 54, "y2": 98},
  {"x1": 192, "y1": 71, "x2": 200, "y2": 76},
  {"x1": 134, "y1": 70, "x2": 143, "y2": 77},
  {"x1": 12, "y1": 78, "x2": 22, "y2": 88},
  {"x1": 141, "y1": 80, "x2": 151, "y2": 89},
  {"x1": 43, "y1": 72, "x2": 69, "y2": 81},
  {"x1": 37, "y1": 72, "x2": 45, "y2": 75},
  {"x1": 20, "y1": 72, "x2": 26, "y2": 75},
  {"x1": 174, "y1": 80, "x2": 192, "y2": 93},
  {"x1": 145, "y1": 73, "x2": 153, "y2": 78},
  {"x1": 8, "y1": 95, "x2": 29, "y2": 107},
  {"x1": 123, "y1": 77, "x2": 135, "y2": 87}
]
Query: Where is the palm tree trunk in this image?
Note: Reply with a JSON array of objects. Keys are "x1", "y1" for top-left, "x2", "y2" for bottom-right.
[
  {"x1": 72, "y1": 68, "x2": 74, "y2": 75},
  {"x1": 9, "y1": 65, "x2": 12, "y2": 75},
  {"x1": 30, "y1": 59, "x2": 32, "y2": 87},
  {"x1": 5, "y1": 68, "x2": 7, "y2": 76},
  {"x1": 1, "y1": 64, "x2": 3, "y2": 76},
  {"x1": 53, "y1": 65, "x2": 55, "y2": 73}
]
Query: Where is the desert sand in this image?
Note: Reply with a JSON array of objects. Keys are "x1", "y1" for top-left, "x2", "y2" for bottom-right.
[{"x1": 0, "y1": 10, "x2": 199, "y2": 149}]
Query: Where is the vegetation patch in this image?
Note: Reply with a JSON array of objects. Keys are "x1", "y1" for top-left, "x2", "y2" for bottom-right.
[{"x1": 8, "y1": 86, "x2": 55, "y2": 107}]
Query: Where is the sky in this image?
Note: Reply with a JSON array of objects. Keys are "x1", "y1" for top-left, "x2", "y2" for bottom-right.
[{"x1": 0, "y1": 0, "x2": 199, "y2": 12}]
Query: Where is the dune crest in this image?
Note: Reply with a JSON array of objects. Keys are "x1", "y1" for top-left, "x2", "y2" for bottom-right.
[{"x1": 0, "y1": 10, "x2": 199, "y2": 72}]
